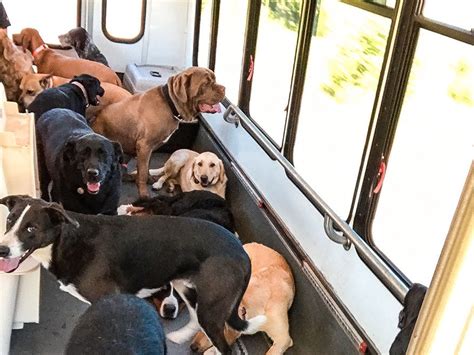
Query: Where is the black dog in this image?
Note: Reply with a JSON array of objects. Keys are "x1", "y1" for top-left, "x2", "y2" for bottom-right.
[
  {"x1": 390, "y1": 283, "x2": 428, "y2": 355},
  {"x1": 122, "y1": 190, "x2": 235, "y2": 233},
  {"x1": 66, "y1": 294, "x2": 167, "y2": 355},
  {"x1": 0, "y1": 195, "x2": 265, "y2": 354},
  {"x1": 59, "y1": 27, "x2": 109, "y2": 66},
  {"x1": 36, "y1": 108, "x2": 122, "y2": 215},
  {"x1": 27, "y1": 74, "x2": 104, "y2": 119}
]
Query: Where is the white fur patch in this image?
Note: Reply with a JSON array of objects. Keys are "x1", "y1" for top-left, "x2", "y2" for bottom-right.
[
  {"x1": 58, "y1": 281, "x2": 90, "y2": 304},
  {"x1": 242, "y1": 314, "x2": 267, "y2": 335},
  {"x1": 160, "y1": 283, "x2": 179, "y2": 319},
  {"x1": 136, "y1": 287, "x2": 162, "y2": 298},
  {"x1": 32, "y1": 245, "x2": 53, "y2": 269},
  {"x1": 117, "y1": 204, "x2": 132, "y2": 216},
  {"x1": 1, "y1": 205, "x2": 31, "y2": 257}
]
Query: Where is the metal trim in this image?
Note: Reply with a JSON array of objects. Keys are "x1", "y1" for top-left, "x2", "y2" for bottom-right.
[
  {"x1": 341, "y1": 0, "x2": 394, "y2": 18},
  {"x1": 208, "y1": 0, "x2": 220, "y2": 71},
  {"x1": 415, "y1": 15, "x2": 474, "y2": 45},
  {"x1": 192, "y1": 0, "x2": 202, "y2": 66},
  {"x1": 101, "y1": 0, "x2": 147, "y2": 44},
  {"x1": 221, "y1": 105, "x2": 409, "y2": 303},
  {"x1": 76, "y1": 0, "x2": 82, "y2": 27}
]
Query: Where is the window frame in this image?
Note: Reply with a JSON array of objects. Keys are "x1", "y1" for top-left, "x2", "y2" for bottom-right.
[{"x1": 101, "y1": 0, "x2": 147, "y2": 44}]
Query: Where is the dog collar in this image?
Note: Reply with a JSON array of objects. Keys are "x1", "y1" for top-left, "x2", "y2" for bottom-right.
[
  {"x1": 32, "y1": 43, "x2": 48, "y2": 59},
  {"x1": 161, "y1": 84, "x2": 184, "y2": 122},
  {"x1": 71, "y1": 81, "x2": 90, "y2": 107}
]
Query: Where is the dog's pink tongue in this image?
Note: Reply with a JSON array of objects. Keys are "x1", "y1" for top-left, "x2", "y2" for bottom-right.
[
  {"x1": 0, "y1": 257, "x2": 21, "y2": 273},
  {"x1": 87, "y1": 182, "x2": 101, "y2": 193},
  {"x1": 199, "y1": 103, "x2": 221, "y2": 113}
]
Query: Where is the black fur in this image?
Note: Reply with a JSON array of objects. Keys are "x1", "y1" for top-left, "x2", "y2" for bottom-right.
[
  {"x1": 132, "y1": 190, "x2": 235, "y2": 233},
  {"x1": 36, "y1": 108, "x2": 122, "y2": 215},
  {"x1": 27, "y1": 74, "x2": 104, "y2": 118},
  {"x1": 59, "y1": 27, "x2": 109, "y2": 66},
  {"x1": 390, "y1": 283, "x2": 427, "y2": 355},
  {"x1": 0, "y1": 196, "x2": 251, "y2": 354},
  {"x1": 66, "y1": 294, "x2": 167, "y2": 355}
]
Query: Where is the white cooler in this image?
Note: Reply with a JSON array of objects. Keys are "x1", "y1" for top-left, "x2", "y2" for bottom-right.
[{"x1": 123, "y1": 64, "x2": 180, "y2": 94}]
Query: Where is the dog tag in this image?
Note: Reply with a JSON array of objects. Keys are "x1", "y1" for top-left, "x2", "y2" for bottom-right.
[{"x1": 77, "y1": 187, "x2": 84, "y2": 194}]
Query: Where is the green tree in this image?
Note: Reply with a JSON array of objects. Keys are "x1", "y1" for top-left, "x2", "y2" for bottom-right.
[{"x1": 448, "y1": 59, "x2": 473, "y2": 107}]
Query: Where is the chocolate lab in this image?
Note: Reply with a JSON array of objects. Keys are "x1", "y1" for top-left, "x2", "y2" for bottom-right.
[
  {"x1": 27, "y1": 74, "x2": 104, "y2": 119},
  {"x1": 36, "y1": 108, "x2": 123, "y2": 215},
  {"x1": 13, "y1": 28, "x2": 121, "y2": 86},
  {"x1": 91, "y1": 67, "x2": 225, "y2": 197},
  {"x1": 59, "y1": 27, "x2": 109, "y2": 67}
]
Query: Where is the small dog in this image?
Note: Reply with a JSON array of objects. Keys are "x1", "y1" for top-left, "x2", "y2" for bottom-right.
[
  {"x1": 191, "y1": 243, "x2": 295, "y2": 355},
  {"x1": 150, "y1": 283, "x2": 185, "y2": 320},
  {"x1": 58, "y1": 27, "x2": 109, "y2": 67},
  {"x1": 20, "y1": 73, "x2": 130, "y2": 111},
  {"x1": 66, "y1": 294, "x2": 167, "y2": 355},
  {"x1": 36, "y1": 108, "x2": 123, "y2": 215},
  {"x1": 0, "y1": 30, "x2": 33, "y2": 102},
  {"x1": 26, "y1": 74, "x2": 104, "y2": 119},
  {"x1": 151, "y1": 149, "x2": 228, "y2": 199},
  {"x1": 0, "y1": 195, "x2": 265, "y2": 354},
  {"x1": 118, "y1": 190, "x2": 235, "y2": 233}
]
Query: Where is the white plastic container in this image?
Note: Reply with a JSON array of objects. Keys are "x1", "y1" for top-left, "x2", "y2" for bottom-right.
[{"x1": 123, "y1": 64, "x2": 180, "y2": 93}]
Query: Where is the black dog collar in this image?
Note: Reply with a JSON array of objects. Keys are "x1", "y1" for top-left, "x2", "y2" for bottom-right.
[{"x1": 161, "y1": 84, "x2": 183, "y2": 122}]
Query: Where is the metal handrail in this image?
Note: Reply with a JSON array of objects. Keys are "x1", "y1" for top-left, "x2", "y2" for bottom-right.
[{"x1": 222, "y1": 104, "x2": 409, "y2": 303}]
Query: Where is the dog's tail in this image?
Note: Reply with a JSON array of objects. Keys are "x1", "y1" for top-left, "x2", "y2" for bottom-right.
[{"x1": 227, "y1": 306, "x2": 267, "y2": 335}]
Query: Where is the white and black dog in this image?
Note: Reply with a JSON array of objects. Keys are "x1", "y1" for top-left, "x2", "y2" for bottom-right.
[
  {"x1": 36, "y1": 108, "x2": 123, "y2": 215},
  {"x1": 0, "y1": 195, "x2": 265, "y2": 354}
]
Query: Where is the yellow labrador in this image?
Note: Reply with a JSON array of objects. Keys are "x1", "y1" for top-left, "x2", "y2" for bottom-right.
[
  {"x1": 91, "y1": 67, "x2": 225, "y2": 197},
  {"x1": 190, "y1": 243, "x2": 295, "y2": 355},
  {"x1": 150, "y1": 149, "x2": 227, "y2": 199}
]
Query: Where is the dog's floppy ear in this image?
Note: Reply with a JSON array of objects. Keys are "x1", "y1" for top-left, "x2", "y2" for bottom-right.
[
  {"x1": 44, "y1": 202, "x2": 79, "y2": 227},
  {"x1": 218, "y1": 160, "x2": 227, "y2": 185},
  {"x1": 0, "y1": 195, "x2": 31, "y2": 210},
  {"x1": 97, "y1": 84, "x2": 105, "y2": 97},
  {"x1": 12, "y1": 33, "x2": 23, "y2": 46},
  {"x1": 62, "y1": 139, "x2": 77, "y2": 164},
  {"x1": 170, "y1": 72, "x2": 190, "y2": 104},
  {"x1": 40, "y1": 74, "x2": 53, "y2": 89},
  {"x1": 112, "y1": 141, "x2": 124, "y2": 164}
]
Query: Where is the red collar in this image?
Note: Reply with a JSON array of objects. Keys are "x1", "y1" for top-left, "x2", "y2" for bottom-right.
[{"x1": 32, "y1": 44, "x2": 48, "y2": 58}]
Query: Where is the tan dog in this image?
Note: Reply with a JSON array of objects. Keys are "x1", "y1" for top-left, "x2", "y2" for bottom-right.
[
  {"x1": 19, "y1": 73, "x2": 131, "y2": 115},
  {"x1": 0, "y1": 30, "x2": 33, "y2": 102},
  {"x1": 91, "y1": 67, "x2": 225, "y2": 197},
  {"x1": 13, "y1": 28, "x2": 122, "y2": 86},
  {"x1": 150, "y1": 149, "x2": 227, "y2": 199},
  {"x1": 191, "y1": 243, "x2": 295, "y2": 355}
]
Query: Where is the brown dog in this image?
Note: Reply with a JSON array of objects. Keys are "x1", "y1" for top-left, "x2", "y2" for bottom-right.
[
  {"x1": 91, "y1": 67, "x2": 225, "y2": 197},
  {"x1": 150, "y1": 149, "x2": 227, "y2": 199},
  {"x1": 0, "y1": 30, "x2": 33, "y2": 102},
  {"x1": 13, "y1": 28, "x2": 121, "y2": 86},
  {"x1": 191, "y1": 243, "x2": 295, "y2": 355},
  {"x1": 19, "y1": 73, "x2": 131, "y2": 116}
]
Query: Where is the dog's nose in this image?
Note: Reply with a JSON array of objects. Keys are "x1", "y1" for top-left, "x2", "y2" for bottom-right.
[
  {"x1": 200, "y1": 175, "x2": 208, "y2": 184},
  {"x1": 162, "y1": 304, "x2": 176, "y2": 318},
  {"x1": 190, "y1": 343, "x2": 199, "y2": 352},
  {"x1": 0, "y1": 245, "x2": 10, "y2": 257},
  {"x1": 87, "y1": 168, "x2": 99, "y2": 177}
]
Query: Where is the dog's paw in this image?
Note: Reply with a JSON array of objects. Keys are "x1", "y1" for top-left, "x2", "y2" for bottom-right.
[
  {"x1": 117, "y1": 204, "x2": 132, "y2": 215},
  {"x1": 152, "y1": 180, "x2": 164, "y2": 190},
  {"x1": 166, "y1": 329, "x2": 193, "y2": 344}
]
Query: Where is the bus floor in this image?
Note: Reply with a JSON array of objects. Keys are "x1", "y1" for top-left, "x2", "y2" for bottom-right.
[{"x1": 10, "y1": 153, "x2": 269, "y2": 355}]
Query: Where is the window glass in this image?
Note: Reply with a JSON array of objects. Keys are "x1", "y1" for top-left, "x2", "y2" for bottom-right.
[
  {"x1": 249, "y1": 0, "x2": 302, "y2": 146},
  {"x1": 423, "y1": 0, "x2": 474, "y2": 31},
  {"x1": 3, "y1": 0, "x2": 78, "y2": 44},
  {"x1": 214, "y1": 0, "x2": 248, "y2": 103},
  {"x1": 364, "y1": 0, "x2": 396, "y2": 7},
  {"x1": 198, "y1": 0, "x2": 212, "y2": 68},
  {"x1": 294, "y1": 0, "x2": 390, "y2": 217},
  {"x1": 104, "y1": 0, "x2": 143, "y2": 41},
  {"x1": 372, "y1": 30, "x2": 474, "y2": 285}
]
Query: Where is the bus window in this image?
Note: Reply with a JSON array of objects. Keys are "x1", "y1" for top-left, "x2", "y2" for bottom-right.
[
  {"x1": 372, "y1": 30, "x2": 474, "y2": 285},
  {"x1": 423, "y1": 0, "x2": 473, "y2": 31},
  {"x1": 198, "y1": 0, "x2": 212, "y2": 68},
  {"x1": 249, "y1": 0, "x2": 302, "y2": 146},
  {"x1": 214, "y1": 0, "x2": 248, "y2": 104},
  {"x1": 3, "y1": 0, "x2": 79, "y2": 43},
  {"x1": 293, "y1": 0, "x2": 390, "y2": 217},
  {"x1": 102, "y1": 0, "x2": 145, "y2": 43}
]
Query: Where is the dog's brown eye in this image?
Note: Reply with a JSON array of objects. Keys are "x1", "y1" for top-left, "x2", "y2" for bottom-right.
[
  {"x1": 197, "y1": 162, "x2": 203, "y2": 167},
  {"x1": 210, "y1": 163, "x2": 215, "y2": 168}
]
